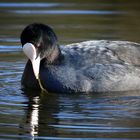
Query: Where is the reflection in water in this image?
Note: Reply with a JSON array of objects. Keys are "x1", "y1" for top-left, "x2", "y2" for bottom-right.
[
  {"x1": 29, "y1": 96, "x2": 39, "y2": 136},
  {"x1": 22, "y1": 90, "x2": 140, "y2": 139},
  {"x1": 23, "y1": 91, "x2": 59, "y2": 139},
  {"x1": 23, "y1": 94, "x2": 39, "y2": 138}
]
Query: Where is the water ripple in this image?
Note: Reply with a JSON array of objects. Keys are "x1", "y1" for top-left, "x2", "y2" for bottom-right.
[
  {"x1": 8, "y1": 10, "x2": 123, "y2": 15},
  {"x1": 0, "y1": 38, "x2": 19, "y2": 43},
  {"x1": 51, "y1": 124, "x2": 140, "y2": 132},
  {"x1": 0, "y1": 45, "x2": 21, "y2": 52},
  {"x1": 0, "y1": 2, "x2": 61, "y2": 8}
]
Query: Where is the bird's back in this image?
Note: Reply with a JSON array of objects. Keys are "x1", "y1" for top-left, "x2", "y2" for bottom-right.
[
  {"x1": 63, "y1": 40, "x2": 140, "y2": 65},
  {"x1": 40, "y1": 40, "x2": 140, "y2": 93}
]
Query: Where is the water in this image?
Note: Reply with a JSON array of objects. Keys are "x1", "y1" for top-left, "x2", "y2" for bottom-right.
[{"x1": 0, "y1": 0, "x2": 140, "y2": 139}]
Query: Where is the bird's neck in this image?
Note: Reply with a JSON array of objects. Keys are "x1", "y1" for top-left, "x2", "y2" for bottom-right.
[{"x1": 45, "y1": 45, "x2": 63, "y2": 65}]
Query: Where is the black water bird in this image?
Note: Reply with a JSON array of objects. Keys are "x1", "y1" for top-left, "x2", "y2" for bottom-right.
[{"x1": 21, "y1": 23, "x2": 140, "y2": 93}]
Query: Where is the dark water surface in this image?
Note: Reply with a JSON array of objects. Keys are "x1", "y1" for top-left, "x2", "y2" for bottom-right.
[{"x1": 0, "y1": 0, "x2": 140, "y2": 139}]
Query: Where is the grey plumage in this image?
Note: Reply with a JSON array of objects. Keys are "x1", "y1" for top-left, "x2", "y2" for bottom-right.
[{"x1": 37, "y1": 40, "x2": 140, "y2": 93}]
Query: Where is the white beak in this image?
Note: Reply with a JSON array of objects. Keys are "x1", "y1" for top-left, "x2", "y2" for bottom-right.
[{"x1": 23, "y1": 43, "x2": 40, "y2": 79}]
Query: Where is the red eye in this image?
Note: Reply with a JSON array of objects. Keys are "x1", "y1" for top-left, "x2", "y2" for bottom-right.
[{"x1": 35, "y1": 44, "x2": 40, "y2": 48}]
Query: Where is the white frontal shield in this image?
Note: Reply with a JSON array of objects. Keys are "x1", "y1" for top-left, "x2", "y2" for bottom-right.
[{"x1": 23, "y1": 43, "x2": 40, "y2": 79}]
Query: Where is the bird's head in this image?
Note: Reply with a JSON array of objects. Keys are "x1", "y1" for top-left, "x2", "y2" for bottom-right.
[{"x1": 20, "y1": 23, "x2": 59, "y2": 79}]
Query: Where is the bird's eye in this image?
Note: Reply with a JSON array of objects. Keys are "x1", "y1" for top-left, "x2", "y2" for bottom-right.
[{"x1": 35, "y1": 43, "x2": 41, "y2": 48}]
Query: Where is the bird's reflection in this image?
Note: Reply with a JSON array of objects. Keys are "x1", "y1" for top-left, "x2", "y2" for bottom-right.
[
  {"x1": 21, "y1": 90, "x2": 140, "y2": 139},
  {"x1": 23, "y1": 91, "x2": 40, "y2": 138},
  {"x1": 29, "y1": 96, "x2": 39, "y2": 136},
  {"x1": 22, "y1": 90, "x2": 60, "y2": 138}
]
